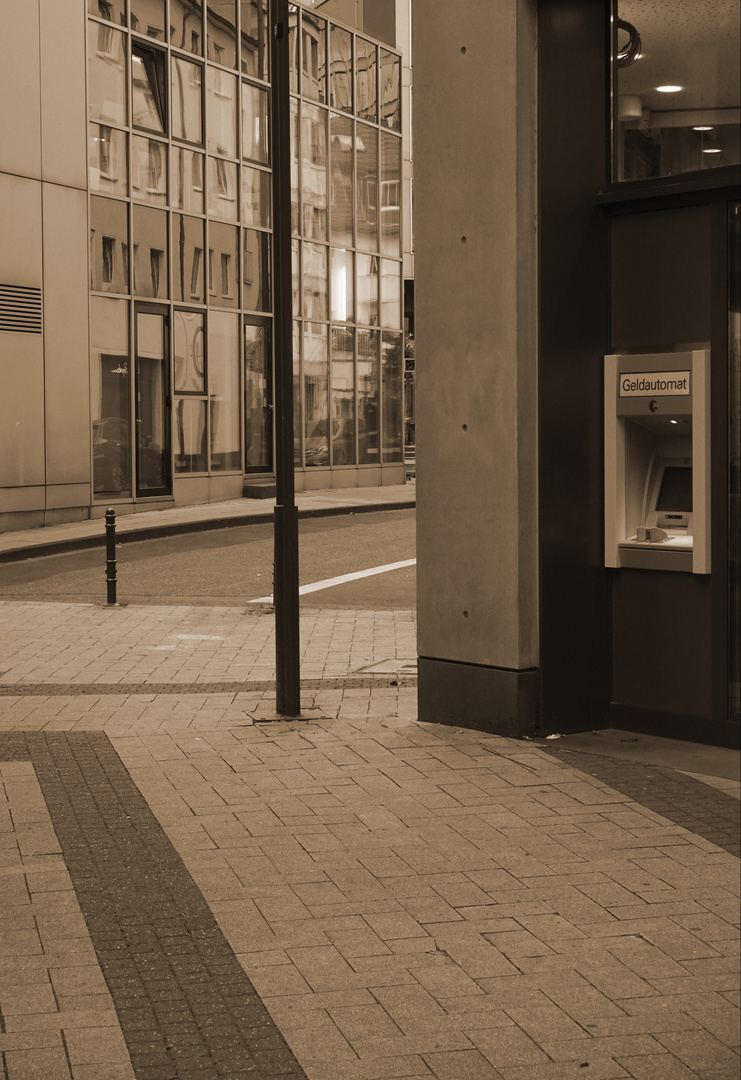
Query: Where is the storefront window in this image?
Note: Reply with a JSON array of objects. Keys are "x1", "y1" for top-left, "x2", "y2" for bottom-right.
[
  {"x1": 132, "y1": 135, "x2": 167, "y2": 205},
  {"x1": 330, "y1": 114, "x2": 353, "y2": 247},
  {"x1": 303, "y1": 322, "x2": 329, "y2": 465},
  {"x1": 88, "y1": 25, "x2": 127, "y2": 126},
  {"x1": 355, "y1": 37, "x2": 377, "y2": 124},
  {"x1": 243, "y1": 320, "x2": 270, "y2": 471},
  {"x1": 89, "y1": 124, "x2": 128, "y2": 195},
  {"x1": 171, "y1": 57, "x2": 203, "y2": 144},
  {"x1": 381, "y1": 330, "x2": 403, "y2": 462},
  {"x1": 171, "y1": 146, "x2": 204, "y2": 212},
  {"x1": 242, "y1": 166, "x2": 271, "y2": 228},
  {"x1": 614, "y1": 1, "x2": 740, "y2": 181},
  {"x1": 172, "y1": 215, "x2": 204, "y2": 302},
  {"x1": 174, "y1": 398, "x2": 207, "y2": 471},
  {"x1": 170, "y1": 0, "x2": 203, "y2": 54},
  {"x1": 133, "y1": 205, "x2": 168, "y2": 298},
  {"x1": 173, "y1": 310, "x2": 204, "y2": 392},
  {"x1": 331, "y1": 326, "x2": 355, "y2": 465},
  {"x1": 90, "y1": 196, "x2": 129, "y2": 294},
  {"x1": 210, "y1": 311, "x2": 242, "y2": 469},
  {"x1": 357, "y1": 328, "x2": 379, "y2": 464},
  {"x1": 91, "y1": 296, "x2": 131, "y2": 496}
]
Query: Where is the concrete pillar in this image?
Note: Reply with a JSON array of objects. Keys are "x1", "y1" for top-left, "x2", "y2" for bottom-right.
[{"x1": 413, "y1": 0, "x2": 539, "y2": 735}]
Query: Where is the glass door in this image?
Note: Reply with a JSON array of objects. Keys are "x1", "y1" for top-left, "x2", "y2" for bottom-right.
[
  {"x1": 135, "y1": 306, "x2": 171, "y2": 497},
  {"x1": 244, "y1": 320, "x2": 273, "y2": 472}
]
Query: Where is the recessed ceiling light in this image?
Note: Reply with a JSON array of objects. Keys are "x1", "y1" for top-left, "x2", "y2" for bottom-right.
[
  {"x1": 703, "y1": 148, "x2": 722, "y2": 154},
  {"x1": 656, "y1": 85, "x2": 683, "y2": 93},
  {"x1": 692, "y1": 125, "x2": 714, "y2": 131}
]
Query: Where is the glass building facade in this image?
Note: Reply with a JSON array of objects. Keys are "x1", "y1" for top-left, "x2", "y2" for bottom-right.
[{"x1": 86, "y1": 0, "x2": 403, "y2": 501}]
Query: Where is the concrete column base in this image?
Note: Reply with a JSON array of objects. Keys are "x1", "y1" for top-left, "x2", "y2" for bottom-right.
[{"x1": 418, "y1": 657, "x2": 539, "y2": 738}]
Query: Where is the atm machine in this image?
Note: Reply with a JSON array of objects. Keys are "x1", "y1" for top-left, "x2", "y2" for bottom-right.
[{"x1": 604, "y1": 351, "x2": 710, "y2": 574}]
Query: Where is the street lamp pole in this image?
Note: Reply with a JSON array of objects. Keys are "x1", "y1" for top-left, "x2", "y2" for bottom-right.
[{"x1": 271, "y1": 0, "x2": 300, "y2": 716}]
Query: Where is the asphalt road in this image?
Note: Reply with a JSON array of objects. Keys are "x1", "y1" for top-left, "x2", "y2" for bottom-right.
[{"x1": 0, "y1": 509, "x2": 416, "y2": 609}]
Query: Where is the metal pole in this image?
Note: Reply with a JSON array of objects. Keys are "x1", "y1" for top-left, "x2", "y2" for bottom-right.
[
  {"x1": 271, "y1": 0, "x2": 301, "y2": 716},
  {"x1": 105, "y1": 508, "x2": 117, "y2": 606}
]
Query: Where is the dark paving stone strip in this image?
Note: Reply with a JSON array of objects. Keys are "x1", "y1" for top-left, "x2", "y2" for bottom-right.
[
  {"x1": 0, "y1": 675, "x2": 417, "y2": 696},
  {"x1": 0, "y1": 731, "x2": 309, "y2": 1080},
  {"x1": 535, "y1": 743, "x2": 741, "y2": 858}
]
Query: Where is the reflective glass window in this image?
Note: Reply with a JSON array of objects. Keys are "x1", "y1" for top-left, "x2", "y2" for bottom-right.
[
  {"x1": 331, "y1": 326, "x2": 355, "y2": 465},
  {"x1": 303, "y1": 322, "x2": 329, "y2": 464},
  {"x1": 330, "y1": 114, "x2": 353, "y2": 247},
  {"x1": 356, "y1": 253, "x2": 379, "y2": 326},
  {"x1": 173, "y1": 309, "x2": 205, "y2": 391},
  {"x1": 355, "y1": 37, "x2": 377, "y2": 123},
  {"x1": 172, "y1": 57, "x2": 203, "y2": 143},
  {"x1": 380, "y1": 49, "x2": 401, "y2": 131},
  {"x1": 293, "y1": 319, "x2": 302, "y2": 461},
  {"x1": 88, "y1": 24, "x2": 127, "y2": 126},
  {"x1": 302, "y1": 103, "x2": 327, "y2": 240},
  {"x1": 241, "y1": 82, "x2": 269, "y2": 163},
  {"x1": 207, "y1": 0, "x2": 237, "y2": 68},
  {"x1": 174, "y1": 398, "x2": 207, "y2": 471},
  {"x1": 301, "y1": 12, "x2": 326, "y2": 103},
  {"x1": 207, "y1": 66, "x2": 237, "y2": 158},
  {"x1": 133, "y1": 204, "x2": 168, "y2": 297},
  {"x1": 302, "y1": 242, "x2": 327, "y2": 320},
  {"x1": 91, "y1": 296, "x2": 131, "y2": 496},
  {"x1": 242, "y1": 229, "x2": 271, "y2": 311},
  {"x1": 291, "y1": 97, "x2": 300, "y2": 235},
  {"x1": 131, "y1": 135, "x2": 167, "y2": 205},
  {"x1": 171, "y1": 146, "x2": 204, "y2": 212},
  {"x1": 208, "y1": 156, "x2": 238, "y2": 219},
  {"x1": 380, "y1": 258, "x2": 401, "y2": 327},
  {"x1": 291, "y1": 238, "x2": 300, "y2": 315},
  {"x1": 381, "y1": 330, "x2": 402, "y2": 462},
  {"x1": 289, "y1": 7, "x2": 298, "y2": 93},
  {"x1": 89, "y1": 0, "x2": 127, "y2": 26},
  {"x1": 241, "y1": 166, "x2": 271, "y2": 228},
  {"x1": 356, "y1": 123, "x2": 378, "y2": 252},
  {"x1": 130, "y1": 0, "x2": 165, "y2": 40},
  {"x1": 357, "y1": 328, "x2": 379, "y2": 464},
  {"x1": 208, "y1": 221, "x2": 239, "y2": 306},
  {"x1": 330, "y1": 248, "x2": 354, "y2": 323},
  {"x1": 329, "y1": 24, "x2": 352, "y2": 113},
  {"x1": 132, "y1": 42, "x2": 167, "y2": 133},
  {"x1": 90, "y1": 196, "x2": 129, "y2": 293},
  {"x1": 172, "y1": 214, "x2": 204, "y2": 301},
  {"x1": 241, "y1": 0, "x2": 269, "y2": 81},
  {"x1": 89, "y1": 124, "x2": 128, "y2": 195},
  {"x1": 380, "y1": 132, "x2": 401, "y2": 257},
  {"x1": 244, "y1": 320, "x2": 271, "y2": 471},
  {"x1": 209, "y1": 311, "x2": 241, "y2": 470},
  {"x1": 170, "y1": 0, "x2": 203, "y2": 53}
]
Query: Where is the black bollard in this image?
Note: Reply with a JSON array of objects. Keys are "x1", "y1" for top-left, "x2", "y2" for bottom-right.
[{"x1": 105, "y1": 507, "x2": 117, "y2": 605}]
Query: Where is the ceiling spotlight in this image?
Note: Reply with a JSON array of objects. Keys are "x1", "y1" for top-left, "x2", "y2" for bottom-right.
[
  {"x1": 656, "y1": 85, "x2": 683, "y2": 93},
  {"x1": 703, "y1": 148, "x2": 722, "y2": 154},
  {"x1": 692, "y1": 125, "x2": 713, "y2": 132}
]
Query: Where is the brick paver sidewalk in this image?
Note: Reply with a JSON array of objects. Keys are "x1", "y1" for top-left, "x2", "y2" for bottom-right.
[{"x1": 1, "y1": 600, "x2": 739, "y2": 1080}]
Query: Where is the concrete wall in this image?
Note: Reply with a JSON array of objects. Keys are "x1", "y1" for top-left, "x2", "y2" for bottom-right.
[{"x1": 413, "y1": 0, "x2": 539, "y2": 733}]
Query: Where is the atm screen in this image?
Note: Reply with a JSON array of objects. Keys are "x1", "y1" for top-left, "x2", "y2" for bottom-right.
[{"x1": 656, "y1": 466, "x2": 693, "y2": 512}]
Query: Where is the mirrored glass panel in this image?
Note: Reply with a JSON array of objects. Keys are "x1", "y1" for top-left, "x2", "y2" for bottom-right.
[
  {"x1": 241, "y1": 0, "x2": 269, "y2": 81},
  {"x1": 207, "y1": 66, "x2": 237, "y2": 157},
  {"x1": 301, "y1": 12, "x2": 326, "y2": 103},
  {"x1": 210, "y1": 311, "x2": 241, "y2": 470},
  {"x1": 90, "y1": 196, "x2": 129, "y2": 293},
  {"x1": 89, "y1": 124, "x2": 127, "y2": 195},
  {"x1": 330, "y1": 248, "x2": 354, "y2": 323},
  {"x1": 357, "y1": 328, "x2": 379, "y2": 464},
  {"x1": 133, "y1": 204, "x2": 168, "y2": 297},
  {"x1": 132, "y1": 135, "x2": 167, "y2": 204},
  {"x1": 242, "y1": 166, "x2": 271, "y2": 227},
  {"x1": 173, "y1": 309, "x2": 205, "y2": 391},
  {"x1": 91, "y1": 296, "x2": 131, "y2": 497},
  {"x1": 171, "y1": 146, "x2": 204, "y2": 211},
  {"x1": 208, "y1": 156, "x2": 238, "y2": 219},
  {"x1": 170, "y1": 0, "x2": 203, "y2": 54},
  {"x1": 293, "y1": 319, "x2": 302, "y2": 461},
  {"x1": 292, "y1": 238, "x2": 300, "y2": 315},
  {"x1": 356, "y1": 253, "x2": 378, "y2": 326},
  {"x1": 331, "y1": 326, "x2": 355, "y2": 465},
  {"x1": 135, "y1": 310, "x2": 169, "y2": 493},
  {"x1": 356, "y1": 123, "x2": 378, "y2": 252},
  {"x1": 302, "y1": 242, "x2": 327, "y2": 320},
  {"x1": 380, "y1": 258, "x2": 401, "y2": 327},
  {"x1": 130, "y1": 0, "x2": 165, "y2": 40},
  {"x1": 244, "y1": 320, "x2": 271, "y2": 471},
  {"x1": 355, "y1": 37, "x2": 377, "y2": 123},
  {"x1": 207, "y1": 0, "x2": 237, "y2": 68},
  {"x1": 329, "y1": 24, "x2": 352, "y2": 113},
  {"x1": 380, "y1": 49, "x2": 401, "y2": 131},
  {"x1": 614, "y1": 1, "x2": 741, "y2": 180},
  {"x1": 89, "y1": 0, "x2": 127, "y2": 26},
  {"x1": 88, "y1": 24, "x2": 127, "y2": 126},
  {"x1": 242, "y1": 228, "x2": 271, "y2": 311},
  {"x1": 381, "y1": 330, "x2": 402, "y2": 462},
  {"x1": 208, "y1": 221, "x2": 239, "y2": 306},
  {"x1": 291, "y1": 97, "x2": 300, "y2": 234},
  {"x1": 289, "y1": 7, "x2": 298, "y2": 93},
  {"x1": 172, "y1": 57, "x2": 203, "y2": 143},
  {"x1": 174, "y1": 398, "x2": 207, "y2": 471},
  {"x1": 303, "y1": 322, "x2": 329, "y2": 465},
  {"x1": 380, "y1": 132, "x2": 401, "y2": 256},
  {"x1": 330, "y1": 114, "x2": 353, "y2": 246},
  {"x1": 132, "y1": 43, "x2": 167, "y2": 133},
  {"x1": 242, "y1": 81, "x2": 269, "y2": 163},
  {"x1": 302, "y1": 103, "x2": 327, "y2": 239},
  {"x1": 172, "y1": 214, "x2": 204, "y2": 301}
]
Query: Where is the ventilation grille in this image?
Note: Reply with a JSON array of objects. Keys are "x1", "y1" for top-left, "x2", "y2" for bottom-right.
[{"x1": 0, "y1": 284, "x2": 42, "y2": 334}]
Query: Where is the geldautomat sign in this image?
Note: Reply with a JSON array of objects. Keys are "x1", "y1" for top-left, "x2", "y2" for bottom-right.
[{"x1": 620, "y1": 370, "x2": 691, "y2": 397}]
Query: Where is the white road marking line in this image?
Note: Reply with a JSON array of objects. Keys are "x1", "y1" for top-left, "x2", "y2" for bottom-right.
[{"x1": 249, "y1": 558, "x2": 416, "y2": 603}]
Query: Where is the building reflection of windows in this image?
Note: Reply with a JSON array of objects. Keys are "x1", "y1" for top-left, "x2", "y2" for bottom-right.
[
  {"x1": 207, "y1": 0, "x2": 237, "y2": 69},
  {"x1": 208, "y1": 156, "x2": 238, "y2": 219},
  {"x1": 208, "y1": 222, "x2": 239, "y2": 307},
  {"x1": 357, "y1": 328, "x2": 379, "y2": 464},
  {"x1": 133, "y1": 205, "x2": 168, "y2": 298},
  {"x1": 301, "y1": 12, "x2": 326, "y2": 103},
  {"x1": 207, "y1": 67, "x2": 237, "y2": 158},
  {"x1": 172, "y1": 214, "x2": 204, "y2": 301},
  {"x1": 89, "y1": 25, "x2": 127, "y2": 125},
  {"x1": 380, "y1": 50, "x2": 400, "y2": 132},
  {"x1": 211, "y1": 311, "x2": 241, "y2": 470},
  {"x1": 242, "y1": 229, "x2": 270, "y2": 312},
  {"x1": 91, "y1": 197, "x2": 129, "y2": 293},
  {"x1": 90, "y1": 296, "x2": 131, "y2": 496},
  {"x1": 302, "y1": 104, "x2": 327, "y2": 239},
  {"x1": 330, "y1": 115, "x2": 353, "y2": 247},
  {"x1": 329, "y1": 24, "x2": 352, "y2": 113},
  {"x1": 170, "y1": 0, "x2": 203, "y2": 54},
  {"x1": 171, "y1": 146, "x2": 204, "y2": 211},
  {"x1": 243, "y1": 319, "x2": 270, "y2": 471},
  {"x1": 132, "y1": 135, "x2": 167, "y2": 205},
  {"x1": 241, "y1": 0, "x2": 269, "y2": 81},
  {"x1": 331, "y1": 326, "x2": 355, "y2": 465},
  {"x1": 355, "y1": 38, "x2": 377, "y2": 123},
  {"x1": 171, "y1": 57, "x2": 203, "y2": 144}
]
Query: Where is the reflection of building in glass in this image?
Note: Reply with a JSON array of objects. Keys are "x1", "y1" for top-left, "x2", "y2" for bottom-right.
[{"x1": 0, "y1": 0, "x2": 404, "y2": 529}]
